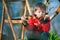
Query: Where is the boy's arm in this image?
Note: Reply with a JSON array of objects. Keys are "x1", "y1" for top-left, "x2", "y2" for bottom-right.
[{"x1": 42, "y1": 18, "x2": 50, "y2": 32}]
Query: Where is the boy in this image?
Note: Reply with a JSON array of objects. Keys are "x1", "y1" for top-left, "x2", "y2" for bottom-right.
[{"x1": 21, "y1": 2, "x2": 50, "y2": 40}]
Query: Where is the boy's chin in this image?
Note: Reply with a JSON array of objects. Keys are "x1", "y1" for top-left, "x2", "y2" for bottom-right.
[
  {"x1": 39, "y1": 17, "x2": 44, "y2": 19},
  {"x1": 38, "y1": 17, "x2": 43, "y2": 18}
]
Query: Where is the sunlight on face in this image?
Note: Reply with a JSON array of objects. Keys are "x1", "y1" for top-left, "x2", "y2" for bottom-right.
[{"x1": 34, "y1": 7, "x2": 45, "y2": 18}]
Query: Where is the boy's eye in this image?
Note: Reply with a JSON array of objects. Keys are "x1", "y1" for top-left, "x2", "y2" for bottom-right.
[
  {"x1": 39, "y1": 11, "x2": 42, "y2": 13},
  {"x1": 42, "y1": 11, "x2": 45, "y2": 13}
]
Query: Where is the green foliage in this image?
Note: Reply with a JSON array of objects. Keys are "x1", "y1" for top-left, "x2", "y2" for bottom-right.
[{"x1": 49, "y1": 32, "x2": 60, "y2": 40}]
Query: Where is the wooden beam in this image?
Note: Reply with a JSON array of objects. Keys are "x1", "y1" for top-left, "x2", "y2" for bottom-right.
[
  {"x1": 0, "y1": 28, "x2": 1, "y2": 39},
  {"x1": 0, "y1": 4, "x2": 4, "y2": 40},
  {"x1": 3, "y1": 0, "x2": 17, "y2": 40},
  {"x1": 5, "y1": 0, "x2": 25, "y2": 2},
  {"x1": 50, "y1": 5, "x2": 60, "y2": 20},
  {"x1": 4, "y1": 19, "x2": 21, "y2": 23},
  {"x1": 56, "y1": 6, "x2": 60, "y2": 12},
  {"x1": 21, "y1": 4, "x2": 27, "y2": 40}
]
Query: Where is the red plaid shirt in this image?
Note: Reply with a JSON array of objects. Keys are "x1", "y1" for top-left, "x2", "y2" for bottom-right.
[{"x1": 24, "y1": 15, "x2": 50, "y2": 33}]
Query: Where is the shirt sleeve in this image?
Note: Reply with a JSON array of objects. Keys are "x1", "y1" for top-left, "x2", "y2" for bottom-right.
[{"x1": 42, "y1": 18, "x2": 50, "y2": 32}]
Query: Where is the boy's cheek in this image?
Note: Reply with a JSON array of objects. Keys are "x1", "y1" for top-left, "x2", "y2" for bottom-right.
[
  {"x1": 37, "y1": 15, "x2": 43, "y2": 18},
  {"x1": 39, "y1": 14, "x2": 44, "y2": 17}
]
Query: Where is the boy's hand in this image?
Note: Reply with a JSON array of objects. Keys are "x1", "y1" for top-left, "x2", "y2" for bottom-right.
[
  {"x1": 21, "y1": 16, "x2": 26, "y2": 21},
  {"x1": 44, "y1": 15, "x2": 50, "y2": 20},
  {"x1": 20, "y1": 16, "x2": 26, "y2": 23},
  {"x1": 20, "y1": 20, "x2": 23, "y2": 23}
]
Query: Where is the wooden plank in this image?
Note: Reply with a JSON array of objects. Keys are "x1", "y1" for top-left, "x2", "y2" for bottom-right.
[
  {"x1": 5, "y1": 0, "x2": 25, "y2": 2},
  {"x1": 0, "y1": 28, "x2": 1, "y2": 39},
  {"x1": 0, "y1": 4, "x2": 4, "y2": 40},
  {"x1": 56, "y1": 6, "x2": 60, "y2": 12},
  {"x1": 4, "y1": 20, "x2": 21, "y2": 23},
  {"x1": 50, "y1": 5, "x2": 60, "y2": 20},
  {"x1": 3, "y1": 0, "x2": 17, "y2": 40},
  {"x1": 21, "y1": 5, "x2": 27, "y2": 40}
]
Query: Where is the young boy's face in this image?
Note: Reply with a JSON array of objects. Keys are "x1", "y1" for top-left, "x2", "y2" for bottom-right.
[{"x1": 34, "y1": 7, "x2": 45, "y2": 19}]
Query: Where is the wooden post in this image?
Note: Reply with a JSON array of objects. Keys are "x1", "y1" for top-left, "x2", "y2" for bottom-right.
[
  {"x1": 0, "y1": 5, "x2": 4, "y2": 40},
  {"x1": 3, "y1": 0, "x2": 17, "y2": 40},
  {"x1": 26, "y1": 0, "x2": 32, "y2": 15},
  {"x1": 50, "y1": 5, "x2": 60, "y2": 20},
  {"x1": 21, "y1": 1, "x2": 26, "y2": 40}
]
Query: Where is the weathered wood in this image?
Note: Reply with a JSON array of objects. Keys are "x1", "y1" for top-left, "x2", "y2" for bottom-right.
[
  {"x1": 3, "y1": 0, "x2": 17, "y2": 40},
  {"x1": 5, "y1": 0, "x2": 25, "y2": 2},
  {"x1": 0, "y1": 5, "x2": 4, "y2": 40},
  {"x1": 56, "y1": 6, "x2": 60, "y2": 12},
  {"x1": 21, "y1": 1, "x2": 26, "y2": 40},
  {"x1": 26, "y1": 0, "x2": 32, "y2": 15},
  {"x1": 4, "y1": 20, "x2": 21, "y2": 23},
  {"x1": 50, "y1": 5, "x2": 60, "y2": 20},
  {"x1": 0, "y1": 28, "x2": 1, "y2": 40}
]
